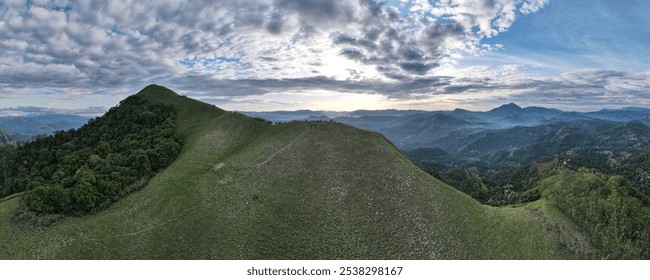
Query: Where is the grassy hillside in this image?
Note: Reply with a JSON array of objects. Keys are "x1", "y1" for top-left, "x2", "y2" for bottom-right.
[{"x1": 0, "y1": 85, "x2": 590, "y2": 259}]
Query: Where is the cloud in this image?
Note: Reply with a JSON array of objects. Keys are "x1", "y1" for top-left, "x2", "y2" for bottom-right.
[
  {"x1": 431, "y1": 68, "x2": 650, "y2": 110},
  {"x1": 169, "y1": 75, "x2": 454, "y2": 100},
  {"x1": 153, "y1": 66, "x2": 650, "y2": 112},
  {"x1": 166, "y1": 67, "x2": 650, "y2": 109},
  {"x1": 0, "y1": 0, "x2": 547, "y2": 98},
  {"x1": 519, "y1": 0, "x2": 549, "y2": 14},
  {"x1": 4, "y1": 0, "x2": 646, "y2": 112}
]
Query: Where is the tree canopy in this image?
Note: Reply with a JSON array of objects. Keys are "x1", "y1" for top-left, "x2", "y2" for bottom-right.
[{"x1": 0, "y1": 94, "x2": 182, "y2": 225}]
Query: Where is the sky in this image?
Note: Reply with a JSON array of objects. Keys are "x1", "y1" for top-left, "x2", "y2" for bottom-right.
[{"x1": 1, "y1": 0, "x2": 650, "y2": 115}]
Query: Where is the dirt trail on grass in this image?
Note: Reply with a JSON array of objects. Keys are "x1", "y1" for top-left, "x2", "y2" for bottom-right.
[
  {"x1": 76, "y1": 128, "x2": 308, "y2": 241},
  {"x1": 256, "y1": 129, "x2": 306, "y2": 169}
]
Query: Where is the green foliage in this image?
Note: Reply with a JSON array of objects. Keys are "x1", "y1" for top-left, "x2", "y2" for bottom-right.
[
  {"x1": 413, "y1": 130, "x2": 650, "y2": 258},
  {"x1": 409, "y1": 119, "x2": 650, "y2": 206},
  {"x1": 251, "y1": 116, "x2": 273, "y2": 124},
  {"x1": 482, "y1": 158, "x2": 565, "y2": 205},
  {"x1": 434, "y1": 167, "x2": 489, "y2": 201},
  {"x1": 520, "y1": 186, "x2": 542, "y2": 203},
  {"x1": 541, "y1": 169, "x2": 650, "y2": 259},
  {"x1": 0, "y1": 146, "x2": 17, "y2": 196},
  {"x1": 1, "y1": 94, "x2": 182, "y2": 222}
]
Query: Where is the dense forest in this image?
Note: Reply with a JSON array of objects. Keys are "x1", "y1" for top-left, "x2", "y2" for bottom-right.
[
  {"x1": 408, "y1": 124, "x2": 650, "y2": 259},
  {"x1": 541, "y1": 169, "x2": 650, "y2": 259},
  {"x1": 0, "y1": 94, "x2": 182, "y2": 226}
]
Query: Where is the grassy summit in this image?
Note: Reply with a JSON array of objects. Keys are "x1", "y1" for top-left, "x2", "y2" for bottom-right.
[{"x1": 0, "y1": 85, "x2": 590, "y2": 259}]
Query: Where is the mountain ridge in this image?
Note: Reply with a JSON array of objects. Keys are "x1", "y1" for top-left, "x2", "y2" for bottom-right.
[
  {"x1": 0, "y1": 85, "x2": 588, "y2": 259},
  {"x1": 242, "y1": 103, "x2": 650, "y2": 151}
]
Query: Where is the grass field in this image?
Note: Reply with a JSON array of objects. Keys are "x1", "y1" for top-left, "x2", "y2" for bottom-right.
[{"x1": 0, "y1": 85, "x2": 591, "y2": 259}]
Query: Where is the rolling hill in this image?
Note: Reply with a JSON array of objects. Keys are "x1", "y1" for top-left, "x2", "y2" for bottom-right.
[{"x1": 0, "y1": 85, "x2": 590, "y2": 259}]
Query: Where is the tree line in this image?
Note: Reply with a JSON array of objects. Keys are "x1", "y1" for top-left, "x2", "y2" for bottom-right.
[
  {"x1": 0, "y1": 94, "x2": 182, "y2": 226},
  {"x1": 541, "y1": 169, "x2": 650, "y2": 259}
]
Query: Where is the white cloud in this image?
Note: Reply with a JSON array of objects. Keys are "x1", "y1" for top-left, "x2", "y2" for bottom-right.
[
  {"x1": 15, "y1": 0, "x2": 649, "y2": 113},
  {"x1": 0, "y1": 39, "x2": 28, "y2": 51},
  {"x1": 29, "y1": 6, "x2": 67, "y2": 30},
  {"x1": 0, "y1": 0, "x2": 548, "y2": 89},
  {"x1": 520, "y1": 0, "x2": 548, "y2": 14},
  {"x1": 428, "y1": 0, "x2": 545, "y2": 38}
]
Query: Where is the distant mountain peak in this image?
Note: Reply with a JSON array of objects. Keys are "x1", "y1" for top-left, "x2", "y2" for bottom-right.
[
  {"x1": 497, "y1": 103, "x2": 523, "y2": 110},
  {"x1": 489, "y1": 103, "x2": 524, "y2": 114}
]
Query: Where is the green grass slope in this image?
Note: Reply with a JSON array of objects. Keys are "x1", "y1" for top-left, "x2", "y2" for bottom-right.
[{"x1": 0, "y1": 85, "x2": 590, "y2": 259}]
